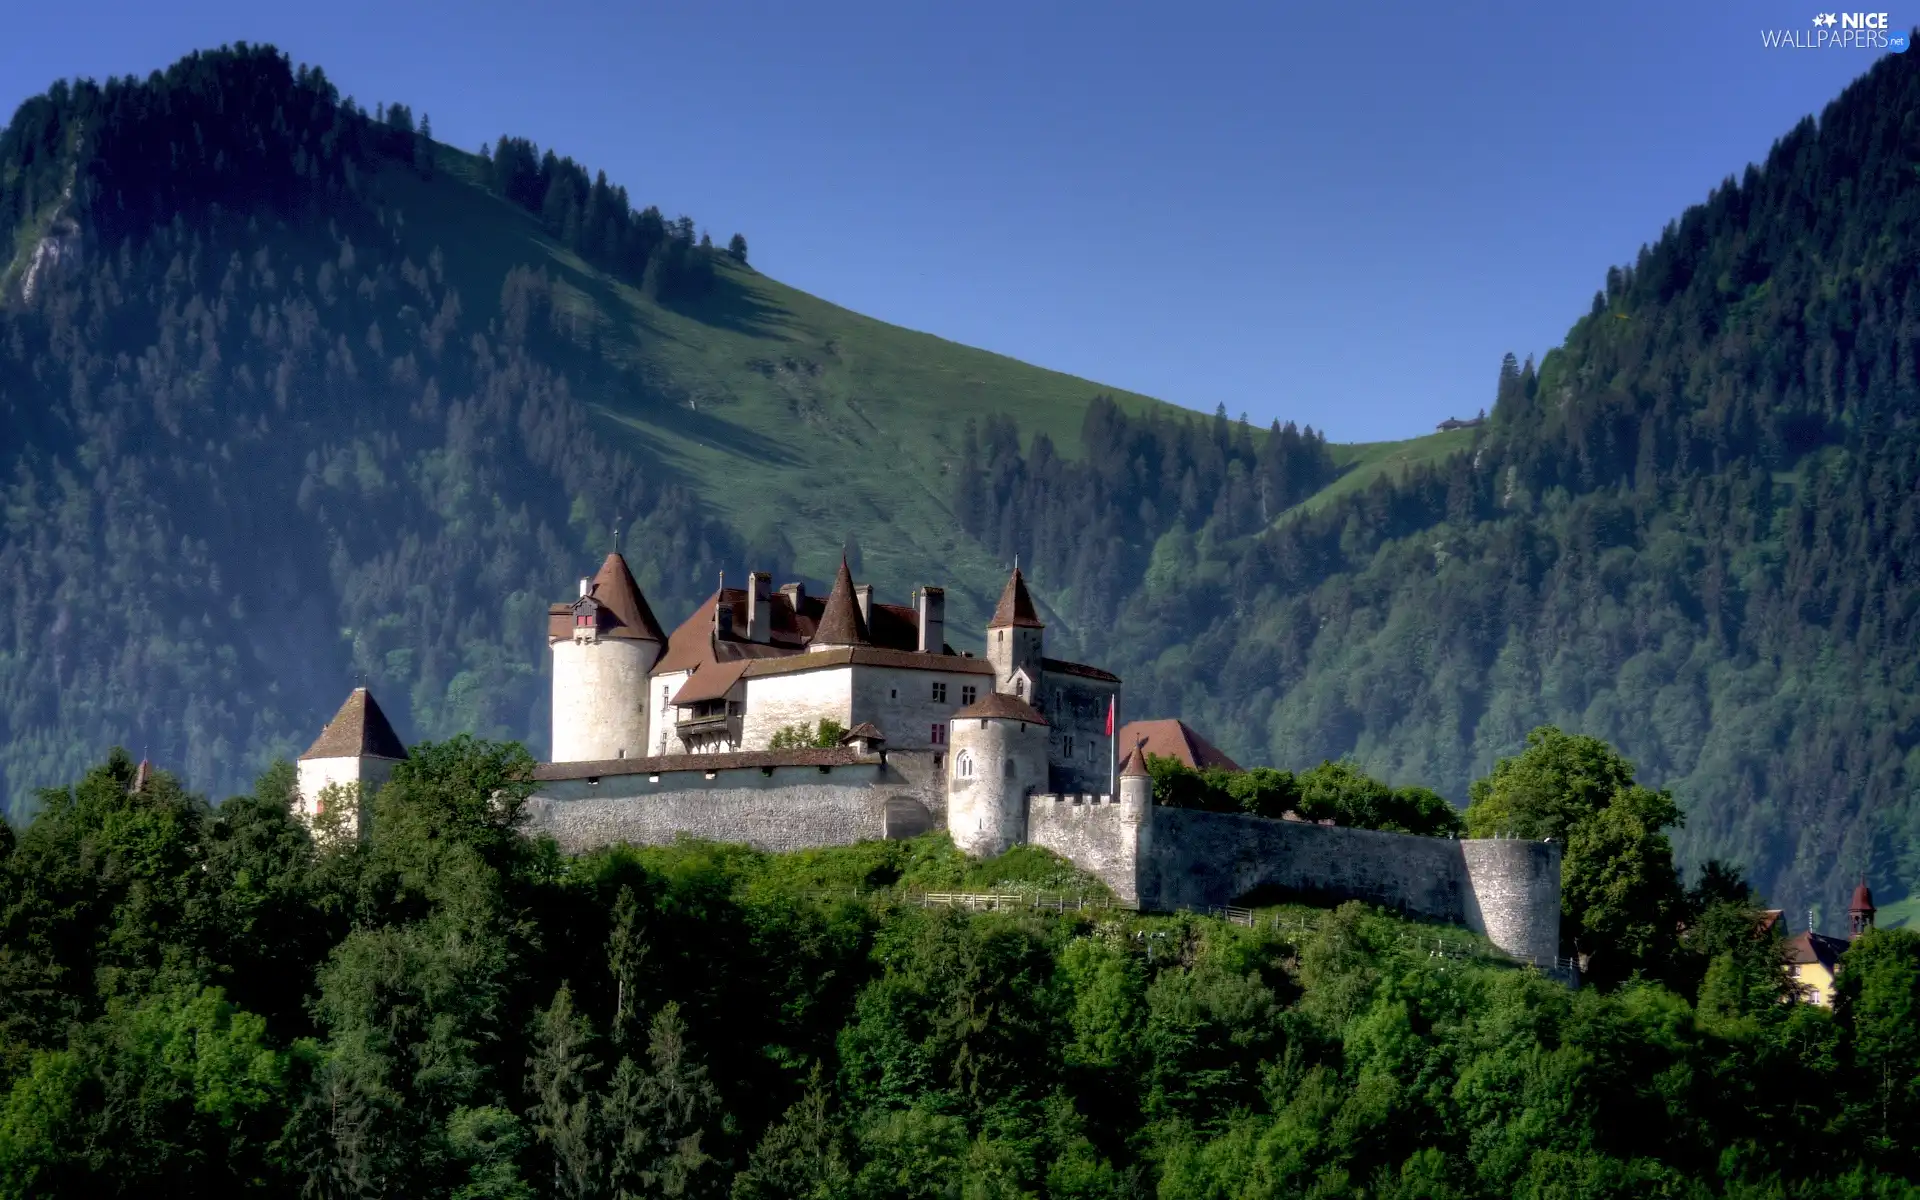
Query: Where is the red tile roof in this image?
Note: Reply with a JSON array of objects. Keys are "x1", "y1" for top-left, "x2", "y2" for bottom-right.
[
  {"x1": 670, "y1": 659, "x2": 750, "y2": 705},
  {"x1": 1117, "y1": 719, "x2": 1242, "y2": 772},
  {"x1": 989, "y1": 567, "x2": 1044, "y2": 629},
  {"x1": 953, "y1": 691, "x2": 1048, "y2": 725},
  {"x1": 301, "y1": 688, "x2": 409, "y2": 761},
  {"x1": 1118, "y1": 745, "x2": 1151, "y2": 778}
]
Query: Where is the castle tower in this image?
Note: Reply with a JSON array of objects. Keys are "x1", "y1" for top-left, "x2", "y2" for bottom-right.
[
  {"x1": 810, "y1": 556, "x2": 870, "y2": 650},
  {"x1": 945, "y1": 691, "x2": 1049, "y2": 856},
  {"x1": 550, "y1": 553, "x2": 666, "y2": 762},
  {"x1": 1849, "y1": 878, "x2": 1876, "y2": 939},
  {"x1": 1118, "y1": 741, "x2": 1153, "y2": 808},
  {"x1": 986, "y1": 566, "x2": 1044, "y2": 701},
  {"x1": 297, "y1": 687, "x2": 409, "y2": 838}
]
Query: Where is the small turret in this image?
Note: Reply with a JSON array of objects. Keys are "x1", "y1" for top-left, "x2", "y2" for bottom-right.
[
  {"x1": 1118, "y1": 741, "x2": 1152, "y2": 809},
  {"x1": 987, "y1": 566, "x2": 1044, "y2": 700},
  {"x1": 297, "y1": 687, "x2": 409, "y2": 837}
]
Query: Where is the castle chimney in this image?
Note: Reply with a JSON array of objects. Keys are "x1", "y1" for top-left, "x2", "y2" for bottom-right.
[
  {"x1": 747, "y1": 571, "x2": 772, "y2": 643},
  {"x1": 917, "y1": 586, "x2": 946, "y2": 654},
  {"x1": 714, "y1": 600, "x2": 734, "y2": 640},
  {"x1": 779, "y1": 581, "x2": 806, "y2": 610},
  {"x1": 578, "y1": 577, "x2": 591, "y2": 598},
  {"x1": 854, "y1": 583, "x2": 873, "y2": 627}
]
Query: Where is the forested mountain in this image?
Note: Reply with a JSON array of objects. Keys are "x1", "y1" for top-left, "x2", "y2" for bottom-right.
[
  {"x1": 979, "y1": 49, "x2": 1920, "y2": 929},
  {"x1": 0, "y1": 45, "x2": 1175, "y2": 821},
  {"x1": 2, "y1": 43, "x2": 1916, "y2": 932}
]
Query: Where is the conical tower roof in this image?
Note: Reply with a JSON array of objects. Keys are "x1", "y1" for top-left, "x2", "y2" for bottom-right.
[
  {"x1": 585, "y1": 553, "x2": 667, "y2": 643},
  {"x1": 811, "y1": 557, "x2": 870, "y2": 647},
  {"x1": 1850, "y1": 879, "x2": 1876, "y2": 916},
  {"x1": 300, "y1": 687, "x2": 409, "y2": 761},
  {"x1": 988, "y1": 566, "x2": 1044, "y2": 629},
  {"x1": 1119, "y1": 742, "x2": 1151, "y2": 778}
]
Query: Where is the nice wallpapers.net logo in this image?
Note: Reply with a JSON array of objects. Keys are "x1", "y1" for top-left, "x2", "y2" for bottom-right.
[{"x1": 1760, "y1": 11, "x2": 1910, "y2": 49}]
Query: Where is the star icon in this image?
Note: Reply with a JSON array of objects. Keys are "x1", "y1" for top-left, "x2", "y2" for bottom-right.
[{"x1": 1813, "y1": 12, "x2": 1837, "y2": 26}]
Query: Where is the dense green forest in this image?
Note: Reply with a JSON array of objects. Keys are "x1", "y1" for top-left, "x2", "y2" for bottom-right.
[
  {"x1": 4, "y1": 735, "x2": 1920, "y2": 1198},
  {"x1": 2, "y1": 42, "x2": 1917, "y2": 934}
]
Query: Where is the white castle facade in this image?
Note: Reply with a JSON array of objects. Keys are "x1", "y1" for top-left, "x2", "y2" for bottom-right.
[{"x1": 293, "y1": 553, "x2": 1569, "y2": 969}]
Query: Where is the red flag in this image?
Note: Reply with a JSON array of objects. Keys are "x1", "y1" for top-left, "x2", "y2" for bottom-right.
[{"x1": 1105, "y1": 696, "x2": 1114, "y2": 737}]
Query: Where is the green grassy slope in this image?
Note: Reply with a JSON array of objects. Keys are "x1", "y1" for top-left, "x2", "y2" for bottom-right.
[
  {"x1": 387, "y1": 148, "x2": 1211, "y2": 640},
  {"x1": 1269, "y1": 426, "x2": 1477, "y2": 527}
]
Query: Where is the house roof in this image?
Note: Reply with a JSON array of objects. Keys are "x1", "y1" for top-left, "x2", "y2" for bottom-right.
[
  {"x1": 812, "y1": 557, "x2": 871, "y2": 647},
  {"x1": 989, "y1": 567, "x2": 1045, "y2": 629},
  {"x1": 1784, "y1": 930, "x2": 1850, "y2": 971},
  {"x1": 670, "y1": 658, "x2": 750, "y2": 705},
  {"x1": 953, "y1": 691, "x2": 1048, "y2": 726},
  {"x1": 301, "y1": 688, "x2": 409, "y2": 762},
  {"x1": 1042, "y1": 656, "x2": 1121, "y2": 684},
  {"x1": 534, "y1": 746, "x2": 883, "y2": 781},
  {"x1": 840, "y1": 722, "x2": 886, "y2": 745},
  {"x1": 1116, "y1": 719, "x2": 1242, "y2": 772}
]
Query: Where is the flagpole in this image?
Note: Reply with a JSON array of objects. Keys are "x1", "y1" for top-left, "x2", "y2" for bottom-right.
[{"x1": 1108, "y1": 695, "x2": 1116, "y2": 800}]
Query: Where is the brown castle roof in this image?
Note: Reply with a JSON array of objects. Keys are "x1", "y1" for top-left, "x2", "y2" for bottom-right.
[
  {"x1": 989, "y1": 566, "x2": 1045, "y2": 629},
  {"x1": 1042, "y1": 656, "x2": 1120, "y2": 684},
  {"x1": 1118, "y1": 744, "x2": 1151, "y2": 778},
  {"x1": 744, "y1": 646, "x2": 994, "y2": 680},
  {"x1": 812, "y1": 557, "x2": 871, "y2": 647},
  {"x1": 953, "y1": 691, "x2": 1048, "y2": 726},
  {"x1": 1116, "y1": 719, "x2": 1242, "y2": 772},
  {"x1": 588, "y1": 553, "x2": 667, "y2": 642},
  {"x1": 301, "y1": 688, "x2": 409, "y2": 762},
  {"x1": 549, "y1": 554, "x2": 667, "y2": 644}
]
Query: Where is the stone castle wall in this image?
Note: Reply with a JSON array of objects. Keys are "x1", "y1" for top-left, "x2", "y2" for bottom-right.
[
  {"x1": 1026, "y1": 793, "x2": 1146, "y2": 907},
  {"x1": 522, "y1": 759, "x2": 1561, "y2": 964},
  {"x1": 525, "y1": 751, "x2": 944, "y2": 855},
  {"x1": 1133, "y1": 808, "x2": 1562, "y2": 962}
]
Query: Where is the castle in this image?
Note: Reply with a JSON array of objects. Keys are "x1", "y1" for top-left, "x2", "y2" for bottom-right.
[{"x1": 294, "y1": 553, "x2": 1567, "y2": 967}]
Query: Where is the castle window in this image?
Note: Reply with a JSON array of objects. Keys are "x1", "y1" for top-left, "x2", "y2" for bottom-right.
[
  {"x1": 1015, "y1": 678, "x2": 1026, "y2": 699},
  {"x1": 1065, "y1": 737, "x2": 1074, "y2": 759},
  {"x1": 932, "y1": 682, "x2": 947, "y2": 702},
  {"x1": 962, "y1": 685, "x2": 977, "y2": 705},
  {"x1": 956, "y1": 750, "x2": 973, "y2": 778},
  {"x1": 890, "y1": 688, "x2": 897, "y2": 699},
  {"x1": 931, "y1": 724, "x2": 946, "y2": 745}
]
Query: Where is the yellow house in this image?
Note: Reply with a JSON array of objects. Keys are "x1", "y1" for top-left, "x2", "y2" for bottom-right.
[
  {"x1": 1782, "y1": 881, "x2": 1878, "y2": 1007},
  {"x1": 1784, "y1": 930, "x2": 1849, "y2": 1006}
]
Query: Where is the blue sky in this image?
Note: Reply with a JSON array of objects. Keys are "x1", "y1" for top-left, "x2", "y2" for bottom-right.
[{"x1": 0, "y1": 1, "x2": 1899, "y2": 442}]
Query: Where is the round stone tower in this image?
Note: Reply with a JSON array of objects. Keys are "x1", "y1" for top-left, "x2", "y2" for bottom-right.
[
  {"x1": 550, "y1": 553, "x2": 666, "y2": 762},
  {"x1": 946, "y1": 691, "x2": 1049, "y2": 856}
]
